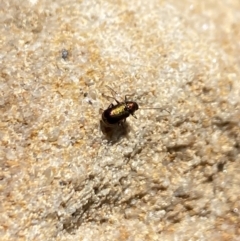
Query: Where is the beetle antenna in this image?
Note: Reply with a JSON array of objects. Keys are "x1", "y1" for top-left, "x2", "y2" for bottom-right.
[
  {"x1": 140, "y1": 107, "x2": 171, "y2": 114},
  {"x1": 105, "y1": 85, "x2": 118, "y2": 95},
  {"x1": 102, "y1": 93, "x2": 120, "y2": 104}
]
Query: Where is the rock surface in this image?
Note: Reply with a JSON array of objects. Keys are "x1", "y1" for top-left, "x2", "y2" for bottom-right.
[{"x1": 1, "y1": 0, "x2": 240, "y2": 240}]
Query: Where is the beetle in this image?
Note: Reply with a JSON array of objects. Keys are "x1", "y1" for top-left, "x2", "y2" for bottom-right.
[
  {"x1": 101, "y1": 86, "x2": 169, "y2": 127},
  {"x1": 102, "y1": 95, "x2": 139, "y2": 127}
]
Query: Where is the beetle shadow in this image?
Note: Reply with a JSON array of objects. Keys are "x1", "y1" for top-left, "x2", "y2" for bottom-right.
[{"x1": 100, "y1": 120, "x2": 130, "y2": 144}]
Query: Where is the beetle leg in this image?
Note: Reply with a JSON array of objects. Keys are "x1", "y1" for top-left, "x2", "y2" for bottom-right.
[
  {"x1": 132, "y1": 113, "x2": 137, "y2": 119},
  {"x1": 108, "y1": 103, "x2": 114, "y2": 108},
  {"x1": 102, "y1": 93, "x2": 120, "y2": 104}
]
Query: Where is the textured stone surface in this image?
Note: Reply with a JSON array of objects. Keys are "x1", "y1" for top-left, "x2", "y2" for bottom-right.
[{"x1": 1, "y1": 0, "x2": 240, "y2": 240}]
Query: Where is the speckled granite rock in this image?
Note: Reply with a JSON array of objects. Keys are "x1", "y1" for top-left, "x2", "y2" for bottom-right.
[{"x1": 1, "y1": 0, "x2": 240, "y2": 240}]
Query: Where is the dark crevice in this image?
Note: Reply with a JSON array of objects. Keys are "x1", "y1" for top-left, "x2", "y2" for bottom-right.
[{"x1": 166, "y1": 144, "x2": 189, "y2": 153}]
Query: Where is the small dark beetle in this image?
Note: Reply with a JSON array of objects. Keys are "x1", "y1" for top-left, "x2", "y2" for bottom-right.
[
  {"x1": 101, "y1": 86, "x2": 169, "y2": 127},
  {"x1": 102, "y1": 95, "x2": 139, "y2": 126}
]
